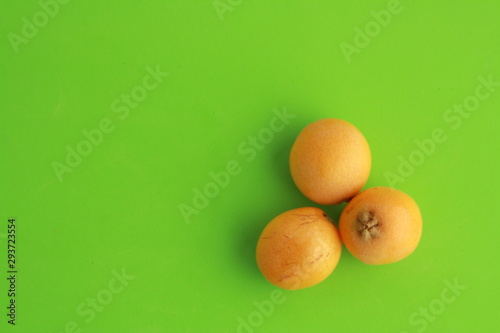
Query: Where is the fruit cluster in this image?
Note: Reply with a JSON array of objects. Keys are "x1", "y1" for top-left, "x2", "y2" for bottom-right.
[{"x1": 256, "y1": 119, "x2": 423, "y2": 290}]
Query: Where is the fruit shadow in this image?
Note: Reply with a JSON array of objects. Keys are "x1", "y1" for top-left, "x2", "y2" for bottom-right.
[
  {"x1": 238, "y1": 211, "x2": 271, "y2": 278},
  {"x1": 236, "y1": 121, "x2": 309, "y2": 279},
  {"x1": 270, "y1": 115, "x2": 315, "y2": 198},
  {"x1": 321, "y1": 202, "x2": 346, "y2": 227}
]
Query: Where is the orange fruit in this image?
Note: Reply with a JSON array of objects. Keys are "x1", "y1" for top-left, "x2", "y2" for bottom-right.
[
  {"x1": 289, "y1": 118, "x2": 371, "y2": 205},
  {"x1": 339, "y1": 187, "x2": 422, "y2": 265},
  {"x1": 256, "y1": 207, "x2": 342, "y2": 290}
]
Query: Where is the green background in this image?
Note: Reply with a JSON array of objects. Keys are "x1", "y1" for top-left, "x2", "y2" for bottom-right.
[{"x1": 1, "y1": 1, "x2": 499, "y2": 332}]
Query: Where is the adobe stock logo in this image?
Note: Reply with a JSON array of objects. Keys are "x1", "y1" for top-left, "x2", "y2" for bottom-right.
[
  {"x1": 52, "y1": 268, "x2": 135, "y2": 333},
  {"x1": 178, "y1": 107, "x2": 295, "y2": 224},
  {"x1": 7, "y1": 0, "x2": 71, "y2": 54},
  {"x1": 52, "y1": 64, "x2": 168, "y2": 182},
  {"x1": 385, "y1": 74, "x2": 499, "y2": 187},
  {"x1": 213, "y1": 0, "x2": 244, "y2": 21},
  {"x1": 400, "y1": 278, "x2": 467, "y2": 333},
  {"x1": 227, "y1": 289, "x2": 287, "y2": 333}
]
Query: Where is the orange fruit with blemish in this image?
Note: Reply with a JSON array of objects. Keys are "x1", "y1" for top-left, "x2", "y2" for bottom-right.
[
  {"x1": 289, "y1": 118, "x2": 371, "y2": 205},
  {"x1": 256, "y1": 207, "x2": 342, "y2": 290},
  {"x1": 339, "y1": 187, "x2": 422, "y2": 265}
]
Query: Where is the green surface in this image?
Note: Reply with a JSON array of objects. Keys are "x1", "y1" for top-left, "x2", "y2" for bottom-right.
[{"x1": 1, "y1": 1, "x2": 499, "y2": 332}]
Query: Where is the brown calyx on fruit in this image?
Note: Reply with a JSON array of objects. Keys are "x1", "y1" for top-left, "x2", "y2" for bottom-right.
[{"x1": 356, "y1": 210, "x2": 380, "y2": 241}]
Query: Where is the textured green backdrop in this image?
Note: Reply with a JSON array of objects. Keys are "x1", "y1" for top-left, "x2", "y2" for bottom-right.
[{"x1": 1, "y1": 1, "x2": 499, "y2": 332}]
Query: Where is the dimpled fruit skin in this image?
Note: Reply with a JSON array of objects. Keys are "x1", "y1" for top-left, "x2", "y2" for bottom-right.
[
  {"x1": 339, "y1": 187, "x2": 423, "y2": 265},
  {"x1": 256, "y1": 207, "x2": 342, "y2": 290},
  {"x1": 289, "y1": 118, "x2": 371, "y2": 205}
]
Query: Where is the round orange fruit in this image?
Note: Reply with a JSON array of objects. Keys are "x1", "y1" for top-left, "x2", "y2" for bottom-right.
[
  {"x1": 256, "y1": 207, "x2": 342, "y2": 290},
  {"x1": 339, "y1": 187, "x2": 422, "y2": 265},
  {"x1": 289, "y1": 118, "x2": 371, "y2": 205}
]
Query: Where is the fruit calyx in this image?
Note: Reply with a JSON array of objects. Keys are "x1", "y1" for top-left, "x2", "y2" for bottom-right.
[{"x1": 356, "y1": 210, "x2": 380, "y2": 241}]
